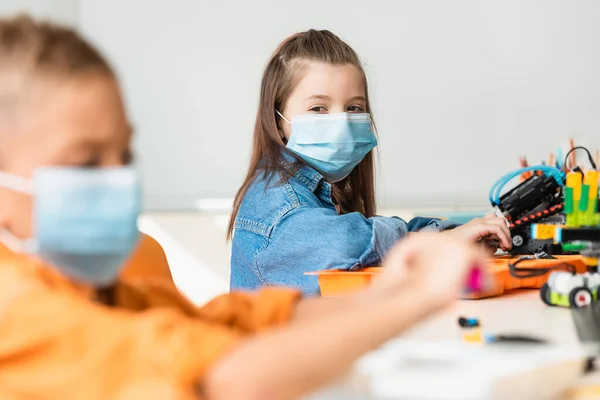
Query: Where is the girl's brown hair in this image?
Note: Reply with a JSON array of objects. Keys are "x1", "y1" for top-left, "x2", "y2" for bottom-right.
[{"x1": 227, "y1": 29, "x2": 376, "y2": 240}]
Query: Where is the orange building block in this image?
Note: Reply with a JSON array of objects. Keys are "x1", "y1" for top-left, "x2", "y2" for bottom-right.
[{"x1": 306, "y1": 255, "x2": 588, "y2": 298}]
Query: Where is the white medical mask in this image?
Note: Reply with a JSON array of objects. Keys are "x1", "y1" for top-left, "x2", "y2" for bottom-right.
[
  {"x1": 278, "y1": 111, "x2": 378, "y2": 182},
  {"x1": 0, "y1": 166, "x2": 141, "y2": 286}
]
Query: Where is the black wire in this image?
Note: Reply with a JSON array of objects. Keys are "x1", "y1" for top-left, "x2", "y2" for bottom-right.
[
  {"x1": 508, "y1": 258, "x2": 547, "y2": 278},
  {"x1": 564, "y1": 146, "x2": 597, "y2": 170},
  {"x1": 508, "y1": 257, "x2": 577, "y2": 278}
]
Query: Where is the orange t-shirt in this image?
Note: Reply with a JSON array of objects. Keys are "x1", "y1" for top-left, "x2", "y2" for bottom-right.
[{"x1": 0, "y1": 234, "x2": 301, "y2": 400}]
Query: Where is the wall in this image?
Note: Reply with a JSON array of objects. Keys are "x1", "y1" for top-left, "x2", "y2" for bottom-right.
[
  {"x1": 0, "y1": 0, "x2": 78, "y2": 25},
  {"x1": 72, "y1": 1, "x2": 600, "y2": 209}
]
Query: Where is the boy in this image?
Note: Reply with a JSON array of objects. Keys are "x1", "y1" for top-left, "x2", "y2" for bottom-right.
[{"x1": 0, "y1": 16, "x2": 484, "y2": 400}]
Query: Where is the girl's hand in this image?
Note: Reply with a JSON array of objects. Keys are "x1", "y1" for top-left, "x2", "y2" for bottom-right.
[
  {"x1": 445, "y1": 214, "x2": 512, "y2": 251},
  {"x1": 374, "y1": 233, "x2": 486, "y2": 313}
]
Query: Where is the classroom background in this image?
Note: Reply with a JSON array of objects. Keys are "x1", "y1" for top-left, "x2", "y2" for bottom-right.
[{"x1": 4, "y1": 0, "x2": 600, "y2": 304}]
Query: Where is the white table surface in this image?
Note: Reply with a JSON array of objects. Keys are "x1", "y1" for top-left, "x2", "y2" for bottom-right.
[
  {"x1": 403, "y1": 289, "x2": 578, "y2": 344},
  {"x1": 310, "y1": 290, "x2": 600, "y2": 399}
]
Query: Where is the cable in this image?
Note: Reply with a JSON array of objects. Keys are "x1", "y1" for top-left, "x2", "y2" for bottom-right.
[
  {"x1": 492, "y1": 167, "x2": 563, "y2": 204},
  {"x1": 508, "y1": 257, "x2": 576, "y2": 278},
  {"x1": 564, "y1": 146, "x2": 597, "y2": 171},
  {"x1": 489, "y1": 168, "x2": 534, "y2": 203},
  {"x1": 492, "y1": 166, "x2": 563, "y2": 197},
  {"x1": 489, "y1": 166, "x2": 564, "y2": 205}
]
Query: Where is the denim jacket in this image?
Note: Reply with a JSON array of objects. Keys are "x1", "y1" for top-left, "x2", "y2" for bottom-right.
[{"x1": 230, "y1": 163, "x2": 459, "y2": 295}]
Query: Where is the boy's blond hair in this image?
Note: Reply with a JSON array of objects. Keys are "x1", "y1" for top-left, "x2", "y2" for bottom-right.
[{"x1": 0, "y1": 15, "x2": 114, "y2": 115}]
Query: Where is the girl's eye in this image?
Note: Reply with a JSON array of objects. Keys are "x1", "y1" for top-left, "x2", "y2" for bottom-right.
[
  {"x1": 347, "y1": 105, "x2": 365, "y2": 113},
  {"x1": 309, "y1": 106, "x2": 327, "y2": 113}
]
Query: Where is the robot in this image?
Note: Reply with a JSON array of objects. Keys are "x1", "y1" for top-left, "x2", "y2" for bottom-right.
[
  {"x1": 539, "y1": 241, "x2": 600, "y2": 308},
  {"x1": 491, "y1": 167, "x2": 566, "y2": 255},
  {"x1": 491, "y1": 148, "x2": 599, "y2": 256},
  {"x1": 530, "y1": 167, "x2": 600, "y2": 308}
]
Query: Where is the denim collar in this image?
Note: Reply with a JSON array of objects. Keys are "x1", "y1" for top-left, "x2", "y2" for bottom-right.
[
  {"x1": 293, "y1": 164, "x2": 324, "y2": 193},
  {"x1": 281, "y1": 150, "x2": 324, "y2": 193}
]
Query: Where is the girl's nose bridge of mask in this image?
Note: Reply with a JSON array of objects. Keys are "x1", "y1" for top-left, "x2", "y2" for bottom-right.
[
  {"x1": 291, "y1": 119, "x2": 373, "y2": 143},
  {"x1": 292, "y1": 112, "x2": 369, "y2": 123},
  {"x1": 277, "y1": 110, "x2": 372, "y2": 123}
]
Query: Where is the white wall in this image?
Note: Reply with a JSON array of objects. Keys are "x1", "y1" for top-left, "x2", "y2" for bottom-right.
[
  {"x1": 0, "y1": 0, "x2": 78, "y2": 25},
  {"x1": 75, "y1": 1, "x2": 600, "y2": 210}
]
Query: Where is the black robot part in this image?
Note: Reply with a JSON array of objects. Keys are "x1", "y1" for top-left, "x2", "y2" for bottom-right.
[
  {"x1": 498, "y1": 174, "x2": 566, "y2": 255},
  {"x1": 560, "y1": 228, "x2": 600, "y2": 242},
  {"x1": 498, "y1": 174, "x2": 563, "y2": 222},
  {"x1": 509, "y1": 225, "x2": 566, "y2": 256}
]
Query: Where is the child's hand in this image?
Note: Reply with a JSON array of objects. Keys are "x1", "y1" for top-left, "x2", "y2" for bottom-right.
[
  {"x1": 375, "y1": 233, "x2": 486, "y2": 312},
  {"x1": 445, "y1": 214, "x2": 512, "y2": 251}
]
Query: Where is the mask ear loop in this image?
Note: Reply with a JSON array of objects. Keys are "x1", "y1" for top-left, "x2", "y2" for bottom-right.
[
  {"x1": 0, "y1": 171, "x2": 36, "y2": 253},
  {"x1": 275, "y1": 110, "x2": 291, "y2": 125},
  {"x1": 0, "y1": 171, "x2": 34, "y2": 194},
  {"x1": 0, "y1": 228, "x2": 38, "y2": 253}
]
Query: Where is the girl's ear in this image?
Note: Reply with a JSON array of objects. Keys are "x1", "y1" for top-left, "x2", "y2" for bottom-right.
[
  {"x1": 275, "y1": 115, "x2": 286, "y2": 141},
  {"x1": 279, "y1": 129, "x2": 287, "y2": 144}
]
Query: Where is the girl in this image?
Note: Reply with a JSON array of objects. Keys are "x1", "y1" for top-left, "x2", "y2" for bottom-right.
[
  {"x1": 229, "y1": 30, "x2": 511, "y2": 294},
  {"x1": 0, "y1": 16, "x2": 486, "y2": 400}
]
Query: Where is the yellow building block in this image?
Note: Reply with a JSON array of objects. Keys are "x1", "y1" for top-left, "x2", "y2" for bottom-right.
[
  {"x1": 531, "y1": 224, "x2": 560, "y2": 240},
  {"x1": 583, "y1": 170, "x2": 599, "y2": 200},
  {"x1": 583, "y1": 256, "x2": 598, "y2": 268},
  {"x1": 566, "y1": 171, "x2": 583, "y2": 201}
]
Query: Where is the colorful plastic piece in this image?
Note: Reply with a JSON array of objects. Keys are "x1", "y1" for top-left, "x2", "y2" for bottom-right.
[
  {"x1": 531, "y1": 167, "x2": 600, "y2": 307},
  {"x1": 541, "y1": 270, "x2": 600, "y2": 308},
  {"x1": 564, "y1": 170, "x2": 600, "y2": 227}
]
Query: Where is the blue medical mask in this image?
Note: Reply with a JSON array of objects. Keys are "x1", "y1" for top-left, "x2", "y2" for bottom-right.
[
  {"x1": 278, "y1": 111, "x2": 378, "y2": 182},
  {"x1": 0, "y1": 166, "x2": 141, "y2": 286}
]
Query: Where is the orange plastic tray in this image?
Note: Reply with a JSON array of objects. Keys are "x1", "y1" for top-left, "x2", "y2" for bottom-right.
[{"x1": 306, "y1": 255, "x2": 588, "y2": 298}]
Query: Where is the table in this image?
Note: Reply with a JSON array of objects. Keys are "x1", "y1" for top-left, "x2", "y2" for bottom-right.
[
  {"x1": 404, "y1": 289, "x2": 578, "y2": 344},
  {"x1": 310, "y1": 290, "x2": 600, "y2": 399}
]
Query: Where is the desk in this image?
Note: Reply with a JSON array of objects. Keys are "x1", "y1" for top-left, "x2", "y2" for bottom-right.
[
  {"x1": 404, "y1": 289, "x2": 578, "y2": 344},
  {"x1": 311, "y1": 290, "x2": 599, "y2": 400},
  {"x1": 142, "y1": 211, "x2": 599, "y2": 397}
]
